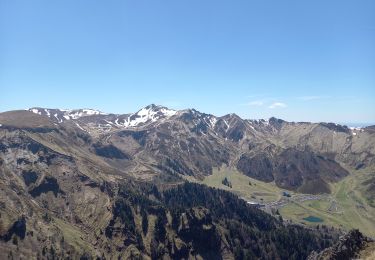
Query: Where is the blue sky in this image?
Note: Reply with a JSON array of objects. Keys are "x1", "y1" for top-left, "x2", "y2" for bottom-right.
[{"x1": 1, "y1": 0, "x2": 374, "y2": 124}]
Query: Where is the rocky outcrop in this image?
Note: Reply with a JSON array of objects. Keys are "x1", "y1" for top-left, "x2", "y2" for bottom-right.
[
  {"x1": 237, "y1": 153, "x2": 274, "y2": 182},
  {"x1": 308, "y1": 230, "x2": 372, "y2": 260}
]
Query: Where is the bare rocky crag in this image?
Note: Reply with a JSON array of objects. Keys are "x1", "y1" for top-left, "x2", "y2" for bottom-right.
[{"x1": 308, "y1": 229, "x2": 375, "y2": 260}]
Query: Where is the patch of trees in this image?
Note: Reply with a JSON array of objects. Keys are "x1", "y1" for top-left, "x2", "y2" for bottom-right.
[
  {"x1": 92, "y1": 143, "x2": 130, "y2": 159},
  {"x1": 162, "y1": 182, "x2": 338, "y2": 259},
  {"x1": 222, "y1": 177, "x2": 232, "y2": 188},
  {"x1": 103, "y1": 181, "x2": 338, "y2": 259},
  {"x1": 158, "y1": 157, "x2": 194, "y2": 176},
  {"x1": 0, "y1": 216, "x2": 26, "y2": 242},
  {"x1": 29, "y1": 176, "x2": 64, "y2": 198}
]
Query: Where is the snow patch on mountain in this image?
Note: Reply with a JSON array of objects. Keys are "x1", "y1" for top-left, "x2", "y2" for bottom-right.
[
  {"x1": 28, "y1": 108, "x2": 106, "y2": 121},
  {"x1": 202, "y1": 115, "x2": 217, "y2": 128},
  {"x1": 27, "y1": 104, "x2": 177, "y2": 129},
  {"x1": 115, "y1": 105, "x2": 177, "y2": 127},
  {"x1": 65, "y1": 109, "x2": 106, "y2": 119},
  {"x1": 54, "y1": 113, "x2": 62, "y2": 123},
  {"x1": 30, "y1": 108, "x2": 42, "y2": 115}
]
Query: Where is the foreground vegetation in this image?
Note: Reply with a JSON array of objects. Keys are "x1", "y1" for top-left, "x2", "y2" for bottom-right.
[{"x1": 104, "y1": 181, "x2": 339, "y2": 259}]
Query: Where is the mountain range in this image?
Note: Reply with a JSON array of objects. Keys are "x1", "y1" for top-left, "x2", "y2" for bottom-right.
[
  {"x1": 24, "y1": 105, "x2": 375, "y2": 193},
  {"x1": 0, "y1": 104, "x2": 374, "y2": 259}
]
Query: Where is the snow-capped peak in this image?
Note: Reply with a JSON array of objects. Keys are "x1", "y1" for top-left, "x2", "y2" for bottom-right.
[
  {"x1": 115, "y1": 104, "x2": 177, "y2": 127},
  {"x1": 139, "y1": 104, "x2": 177, "y2": 117}
]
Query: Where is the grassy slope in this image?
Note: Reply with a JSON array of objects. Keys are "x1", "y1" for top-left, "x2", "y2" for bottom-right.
[
  {"x1": 196, "y1": 167, "x2": 375, "y2": 237},
  {"x1": 201, "y1": 167, "x2": 282, "y2": 203}
]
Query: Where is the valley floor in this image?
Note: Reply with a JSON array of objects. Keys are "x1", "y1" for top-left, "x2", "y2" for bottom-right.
[{"x1": 190, "y1": 167, "x2": 375, "y2": 238}]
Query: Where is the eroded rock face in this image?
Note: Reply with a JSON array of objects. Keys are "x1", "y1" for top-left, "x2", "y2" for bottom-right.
[
  {"x1": 308, "y1": 230, "x2": 372, "y2": 260},
  {"x1": 275, "y1": 148, "x2": 349, "y2": 193},
  {"x1": 237, "y1": 153, "x2": 274, "y2": 182},
  {"x1": 237, "y1": 148, "x2": 349, "y2": 193},
  {"x1": 0, "y1": 124, "x2": 115, "y2": 258}
]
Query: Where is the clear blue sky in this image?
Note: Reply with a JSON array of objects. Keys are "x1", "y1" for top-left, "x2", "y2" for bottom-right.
[{"x1": 1, "y1": 0, "x2": 374, "y2": 124}]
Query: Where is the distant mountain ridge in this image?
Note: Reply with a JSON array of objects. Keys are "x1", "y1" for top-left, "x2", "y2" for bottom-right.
[
  {"x1": 0, "y1": 104, "x2": 372, "y2": 194},
  {"x1": 28, "y1": 104, "x2": 177, "y2": 126},
  {"x1": 28, "y1": 105, "x2": 369, "y2": 137}
]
